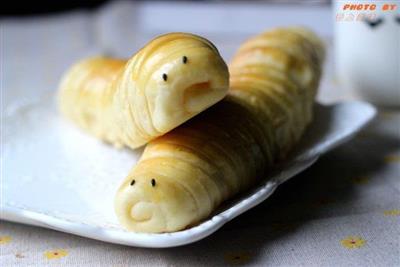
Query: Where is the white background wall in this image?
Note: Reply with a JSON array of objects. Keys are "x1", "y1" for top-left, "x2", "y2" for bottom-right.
[{"x1": 2, "y1": 1, "x2": 350, "y2": 114}]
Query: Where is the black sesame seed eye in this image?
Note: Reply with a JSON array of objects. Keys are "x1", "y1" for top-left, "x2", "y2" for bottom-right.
[
  {"x1": 364, "y1": 17, "x2": 384, "y2": 28},
  {"x1": 396, "y1": 15, "x2": 400, "y2": 24},
  {"x1": 182, "y1": 56, "x2": 188, "y2": 64},
  {"x1": 130, "y1": 179, "x2": 135, "y2": 186},
  {"x1": 162, "y1": 73, "x2": 168, "y2": 81},
  {"x1": 151, "y1": 179, "x2": 156, "y2": 187}
]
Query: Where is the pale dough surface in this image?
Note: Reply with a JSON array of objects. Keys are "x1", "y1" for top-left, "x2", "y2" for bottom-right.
[
  {"x1": 58, "y1": 33, "x2": 229, "y2": 149},
  {"x1": 115, "y1": 27, "x2": 325, "y2": 233}
]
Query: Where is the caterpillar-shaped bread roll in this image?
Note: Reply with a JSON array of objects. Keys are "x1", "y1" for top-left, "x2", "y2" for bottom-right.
[
  {"x1": 59, "y1": 33, "x2": 229, "y2": 149},
  {"x1": 115, "y1": 27, "x2": 325, "y2": 233}
]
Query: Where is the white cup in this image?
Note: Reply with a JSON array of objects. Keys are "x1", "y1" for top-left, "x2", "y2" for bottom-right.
[{"x1": 334, "y1": 0, "x2": 400, "y2": 107}]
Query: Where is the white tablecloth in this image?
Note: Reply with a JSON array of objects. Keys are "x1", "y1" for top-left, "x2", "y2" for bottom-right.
[{"x1": 1, "y1": 1, "x2": 399, "y2": 266}]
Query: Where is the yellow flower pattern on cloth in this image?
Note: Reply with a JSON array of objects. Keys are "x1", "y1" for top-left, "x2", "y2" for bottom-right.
[
  {"x1": 381, "y1": 111, "x2": 395, "y2": 119},
  {"x1": 351, "y1": 176, "x2": 369, "y2": 185},
  {"x1": 271, "y1": 222, "x2": 296, "y2": 232},
  {"x1": 356, "y1": 131, "x2": 371, "y2": 139},
  {"x1": 341, "y1": 236, "x2": 366, "y2": 249},
  {"x1": 224, "y1": 251, "x2": 252, "y2": 265},
  {"x1": 384, "y1": 154, "x2": 400, "y2": 163},
  {"x1": 15, "y1": 253, "x2": 25, "y2": 259},
  {"x1": 44, "y1": 249, "x2": 68, "y2": 260},
  {"x1": 384, "y1": 209, "x2": 400, "y2": 216},
  {"x1": 0, "y1": 236, "x2": 12, "y2": 245},
  {"x1": 313, "y1": 197, "x2": 336, "y2": 207}
]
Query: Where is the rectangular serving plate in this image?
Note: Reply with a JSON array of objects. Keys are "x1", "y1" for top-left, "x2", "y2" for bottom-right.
[{"x1": 1, "y1": 95, "x2": 376, "y2": 247}]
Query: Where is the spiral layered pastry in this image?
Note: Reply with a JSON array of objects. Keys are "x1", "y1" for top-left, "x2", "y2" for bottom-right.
[
  {"x1": 115, "y1": 27, "x2": 325, "y2": 233},
  {"x1": 59, "y1": 33, "x2": 229, "y2": 149}
]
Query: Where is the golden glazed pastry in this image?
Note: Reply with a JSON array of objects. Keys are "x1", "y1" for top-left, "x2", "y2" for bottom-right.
[
  {"x1": 59, "y1": 33, "x2": 229, "y2": 149},
  {"x1": 115, "y1": 27, "x2": 325, "y2": 233}
]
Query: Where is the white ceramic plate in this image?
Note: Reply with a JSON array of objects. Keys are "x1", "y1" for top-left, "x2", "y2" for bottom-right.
[{"x1": 1, "y1": 95, "x2": 376, "y2": 247}]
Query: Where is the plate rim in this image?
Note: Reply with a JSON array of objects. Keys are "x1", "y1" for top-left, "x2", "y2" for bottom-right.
[{"x1": 1, "y1": 100, "x2": 377, "y2": 247}]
